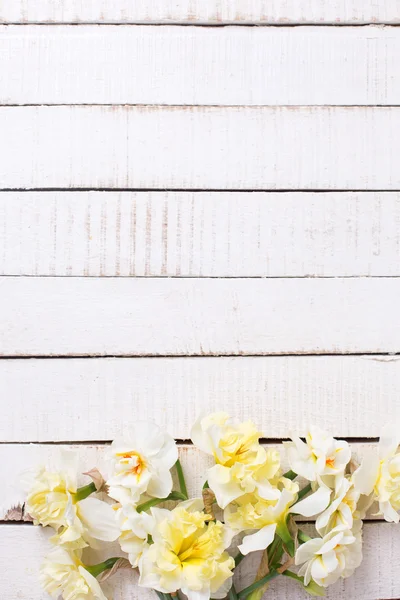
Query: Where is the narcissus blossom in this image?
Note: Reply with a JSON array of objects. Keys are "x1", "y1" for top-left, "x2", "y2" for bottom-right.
[
  {"x1": 192, "y1": 412, "x2": 281, "y2": 508},
  {"x1": 107, "y1": 422, "x2": 178, "y2": 505},
  {"x1": 354, "y1": 424, "x2": 400, "y2": 522},
  {"x1": 225, "y1": 478, "x2": 331, "y2": 555},
  {"x1": 24, "y1": 451, "x2": 119, "y2": 549},
  {"x1": 295, "y1": 527, "x2": 363, "y2": 588},
  {"x1": 117, "y1": 504, "x2": 156, "y2": 567},
  {"x1": 40, "y1": 547, "x2": 107, "y2": 600},
  {"x1": 139, "y1": 499, "x2": 234, "y2": 600},
  {"x1": 316, "y1": 476, "x2": 361, "y2": 536},
  {"x1": 284, "y1": 426, "x2": 351, "y2": 485}
]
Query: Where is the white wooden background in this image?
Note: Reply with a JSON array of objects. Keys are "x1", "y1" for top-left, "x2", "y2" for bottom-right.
[{"x1": 1, "y1": 2, "x2": 400, "y2": 599}]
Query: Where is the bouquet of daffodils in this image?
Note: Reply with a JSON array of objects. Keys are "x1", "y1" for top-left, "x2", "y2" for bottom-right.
[{"x1": 23, "y1": 414, "x2": 400, "y2": 600}]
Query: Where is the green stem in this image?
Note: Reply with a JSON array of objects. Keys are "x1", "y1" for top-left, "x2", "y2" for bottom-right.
[
  {"x1": 74, "y1": 482, "x2": 97, "y2": 503},
  {"x1": 282, "y1": 571, "x2": 325, "y2": 596},
  {"x1": 268, "y1": 536, "x2": 283, "y2": 568},
  {"x1": 137, "y1": 491, "x2": 187, "y2": 513},
  {"x1": 298, "y1": 529, "x2": 312, "y2": 544},
  {"x1": 276, "y1": 521, "x2": 295, "y2": 557},
  {"x1": 203, "y1": 480, "x2": 209, "y2": 489},
  {"x1": 296, "y1": 483, "x2": 312, "y2": 502},
  {"x1": 85, "y1": 557, "x2": 120, "y2": 578},
  {"x1": 237, "y1": 570, "x2": 278, "y2": 599},
  {"x1": 174, "y1": 460, "x2": 188, "y2": 499},
  {"x1": 235, "y1": 552, "x2": 245, "y2": 568},
  {"x1": 282, "y1": 570, "x2": 303, "y2": 584},
  {"x1": 283, "y1": 470, "x2": 297, "y2": 481},
  {"x1": 229, "y1": 586, "x2": 239, "y2": 600}
]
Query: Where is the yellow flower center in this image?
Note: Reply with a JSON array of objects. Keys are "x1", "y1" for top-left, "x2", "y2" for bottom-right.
[{"x1": 117, "y1": 451, "x2": 146, "y2": 478}]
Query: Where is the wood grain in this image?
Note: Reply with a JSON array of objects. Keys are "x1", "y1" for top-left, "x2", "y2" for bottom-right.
[
  {"x1": 0, "y1": 442, "x2": 379, "y2": 520},
  {"x1": 2, "y1": 277, "x2": 400, "y2": 357},
  {"x1": 3, "y1": 524, "x2": 399, "y2": 599},
  {"x1": 1, "y1": 356, "x2": 400, "y2": 441},
  {"x1": 3, "y1": 26, "x2": 400, "y2": 105},
  {"x1": 2, "y1": 106, "x2": 400, "y2": 189},
  {"x1": 1, "y1": 1, "x2": 399, "y2": 24},
  {"x1": 2, "y1": 191, "x2": 400, "y2": 277}
]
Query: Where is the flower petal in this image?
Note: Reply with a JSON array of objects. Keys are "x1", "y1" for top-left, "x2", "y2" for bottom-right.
[
  {"x1": 238, "y1": 524, "x2": 277, "y2": 555},
  {"x1": 208, "y1": 465, "x2": 243, "y2": 509},
  {"x1": 79, "y1": 567, "x2": 108, "y2": 600},
  {"x1": 78, "y1": 497, "x2": 119, "y2": 542},
  {"x1": 291, "y1": 486, "x2": 331, "y2": 517},
  {"x1": 353, "y1": 454, "x2": 380, "y2": 496},
  {"x1": 379, "y1": 424, "x2": 400, "y2": 459}
]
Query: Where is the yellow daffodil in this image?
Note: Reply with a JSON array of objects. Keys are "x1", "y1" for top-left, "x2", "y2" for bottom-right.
[
  {"x1": 138, "y1": 499, "x2": 234, "y2": 600},
  {"x1": 354, "y1": 424, "x2": 400, "y2": 522},
  {"x1": 24, "y1": 451, "x2": 118, "y2": 549},
  {"x1": 107, "y1": 422, "x2": 178, "y2": 505},
  {"x1": 192, "y1": 412, "x2": 281, "y2": 508},
  {"x1": 224, "y1": 478, "x2": 296, "y2": 554},
  {"x1": 40, "y1": 547, "x2": 108, "y2": 600},
  {"x1": 295, "y1": 525, "x2": 363, "y2": 588},
  {"x1": 225, "y1": 477, "x2": 331, "y2": 555},
  {"x1": 284, "y1": 426, "x2": 351, "y2": 486}
]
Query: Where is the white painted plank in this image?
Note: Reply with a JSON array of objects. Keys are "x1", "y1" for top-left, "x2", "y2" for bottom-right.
[
  {"x1": 3, "y1": 524, "x2": 400, "y2": 599},
  {"x1": 1, "y1": 277, "x2": 400, "y2": 357},
  {"x1": 2, "y1": 106, "x2": 400, "y2": 190},
  {"x1": 2, "y1": 26, "x2": 400, "y2": 105},
  {"x1": 0, "y1": 442, "x2": 375, "y2": 519},
  {"x1": 1, "y1": 1, "x2": 400, "y2": 24},
  {"x1": 2, "y1": 191, "x2": 400, "y2": 277},
  {"x1": 2, "y1": 356, "x2": 400, "y2": 441}
]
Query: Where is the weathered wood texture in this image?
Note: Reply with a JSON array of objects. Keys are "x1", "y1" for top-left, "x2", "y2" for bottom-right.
[
  {"x1": 3, "y1": 191, "x2": 400, "y2": 277},
  {"x1": 2, "y1": 106, "x2": 400, "y2": 189},
  {"x1": 1, "y1": 1, "x2": 399, "y2": 24},
  {"x1": 3, "y1": 524, "x2": 399, "y2": 599},
  {"x1": 1, "y1": 277, "x2": 400, "y2": 357},
  {"x1": 0, "y1": 442, "x2": 378, "y2": 519},
  {"x1": 1, "y1": 356, "x2": 400, "y2": 441},
  {"x1": 2, "y1": 26, "x2": 400, "y2": 105}
]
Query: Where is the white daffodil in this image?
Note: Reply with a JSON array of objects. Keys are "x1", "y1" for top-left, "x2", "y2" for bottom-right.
[
  {"x1": 40, "y1": 547, "x2": 108, "y2": 600},
  {"x1": 23, "y1": 451, "x2": 119, "y2": 549},
  {"x1": 107, "y1": 422, "x2": 178, "y2": 505},
  {"x1": 138, "y1": 499, "x2": 235, "y2": 600},
  {"x1": 316, "y1": 476, "x2": 360, "y2": 536},
  {"x1": 284, "y1": 426, "x2": 351, "y2": 486},
  {"x1": 295, "y1": 527, "x2": 362, "y2": 588},
  {"x1": 353, "y1": 424, "x2": 400, "y2": 522},
  {"x1": 192, "y1": 412, "x2": 281, "y2": 508},
  {"x1": 117, "y1": 503, "x2": 156, "y2": 567},
  {"x1": 224, "y1": 477, "x2": 330, "y2": 555}
]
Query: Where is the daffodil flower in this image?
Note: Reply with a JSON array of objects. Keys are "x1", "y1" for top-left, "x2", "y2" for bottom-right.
[
  {"x1": 223, "y1": 477, "x2": 328, "y2": 556},
  {"x1": 284, "y1": 426, "x2": 351, "y2": 486},
  {"x1": 138, "y1": 499, "x2": 235, "y2": 600},
  {"x1": 117, "y1": 503, "x2": 158, "y2": 567},
  {"x1": 295, "y1": 526, "x2": 363, "y2": 588},
  {"x1": 316, "y1": 476, "x2": 361, "y2": 535},
  {"x1": 107, "y1": 422, "x2": 178, "y2": 505},
  {"x1": 192, "y1": 412, "x2": 281, "y2": 508},
  {"x1": 40, "y1": 547, "x2": 109, "y2": 600},
  {"x1": 23, "y1": 451, "x2": 119, "y2": 549},
  {"x1": 353, "y1": 424, "x2": 400, "y2": 522}
]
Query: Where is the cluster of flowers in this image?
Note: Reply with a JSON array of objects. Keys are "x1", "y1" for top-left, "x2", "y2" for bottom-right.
[{"x1": 24, "y1": 414, "x2": 400, "y2": 600}]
